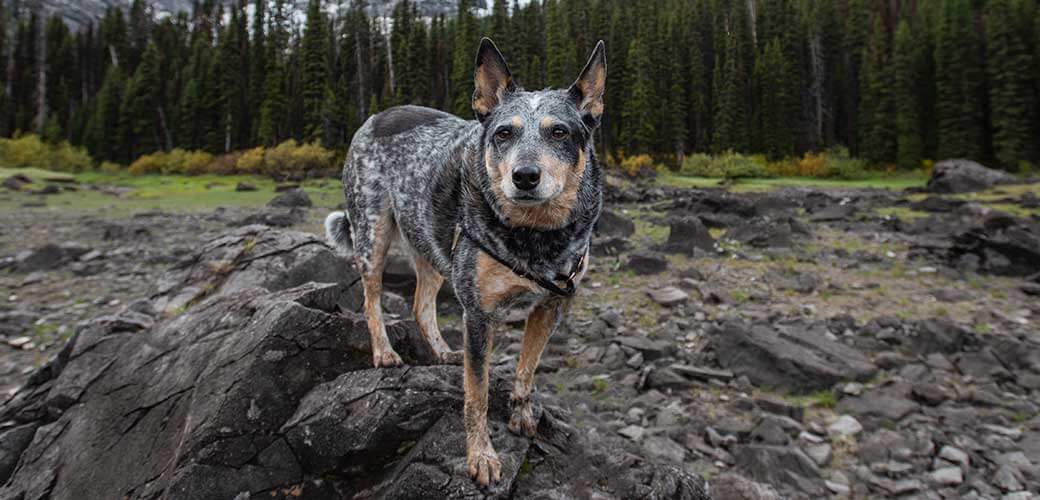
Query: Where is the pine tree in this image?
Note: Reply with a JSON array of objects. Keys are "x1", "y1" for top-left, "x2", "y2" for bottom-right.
[
  {"x1": 84, "y1": 65, "x2": 127, "y2": 161},
  {"x1": 754, "y1": 38, "x2": 794, "y2": 159},
  {"x1": 45, "y1": 15, "x2": 75, "y2": 140},
  {"x1": 986, "y1": 0, "x2": 1036, "y2": 168},
  {"x1": 620, "y1": 33, "x2": 654, "y2": 153},
  {"x1": 301, "y1": 0, "x2": 328, "y2": 142},
  {"x1": 258, "y1": 0, "x2": 289, "y2": 146},
  {"x1": 935, "y1": 0, "x2": 986, "y2": 160},
  {"x1": 450, "y1": 0, "x2": 478, "y2": 117},
  {"x1": 841, "y1": 0, "x2": 871, "y2": 153},
  {"x1": 250, "y1": 0, "x2": 267, "y2": 143},
  {"x1": 859, "y1": 16, "x2": 896, "y2": 163},
  {"x1": 120, "y1": 41, "x2": 163, "y2": 159},
  {"x1": 489, "y1": 0, "x2": 510, "y2": 43},
  {"x1": 0, "y1": 3, "x2": 7, "y2": 137},
  {"x1": 892, "y1": 20, "x2": 924, "y2": 169},
  {"x1": 712, "y1": 2, "x2": 751, "y2": 153},
  {"x1": 545, "y1": 0, "x2": 574, "y2": 86}
]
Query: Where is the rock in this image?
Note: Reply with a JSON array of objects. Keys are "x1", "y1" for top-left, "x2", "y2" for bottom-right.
[
  {"x1": 662, "y1": 216, "x2": 715, "y2": 255},
  {"x1": 670, "y1": 364, "x2": 734, "y2": 383},
  {"x1": 939, "y1": 445, "x2": 970, "y2": 469},
  {"x1": 33, "y1": 184, "x2": 62, "y2": 195},
  {"x1": 0, "y1": 424, "x2": 37, "y2": 481},
  {"x1": 643, "y1": 435, "x2": 686, "y2": 463},
  {"x1": 614, "y1": 336, "x2": 672, "y2": 361},
  {"x1": 993, "y1": 464, "x2": 1024, "y2": 492},
  {"x1": 727, "y1": 217, "x2": 809, "y2": 248},
  {"x1": 627, "y1": 251, "x2": 668, "y2": 275},
  {"x1": 710, "y1": 473, "x2": 783, "y2": 500},
  {"x1": 646, "y1": 367, "x2": 694, "y2": 390},
  {"x1": 926, "y1": 159, "x2": 1018, "y2": 194},
  {"x1": 595, "y1": 209, "x2": 636, "y2": 238},
  {"x1": 0, "y1": 229, "x2": 709, "y2": 500},
  {"x1": 930, "y1": 466, "x2": 964, "y2": 486},
  {"x1": 753, "y1": 395, "x2": 804, "y2": 422},
  {"x1": 618, "y1": 425, "x2": 646, "y2": 441},
  {"x1": 235, "y1": 182, "x2": 258, "y2": 192},
  {"x1": 911, "y1": 318, "x2": 970, "y2": 355},
  {"x1": 151, "y1": 225, "x2": 359, "y2": 316},
  {"x1": 828, "y1": 415, "x2": 863, "y2": 437},
  {"x1": 836, "y1": 392, "x2": 919, "y2": 429},
  {"x1": 274, "y1": 183, "x2": 300, "y2": 192},
  {"x1": 233, "y1": 207, "x2": 307, "y2": 228},
  {"x1": 809, "y1": 204, "x2": 857, "y2": 222},
  {"x1": 710, "y1": 321, "x2": 877, "y2": 393},
  {"x1": 2, "y1": 174, "x2": 31, "y2": 191},
  {"x1": 804, "y1": 443, "x2": 832, "y2": 467},
  {"x1": 732, "y1": 445, "x2": 824, "y2": 497},
  {"x1": 14, "y1": 243, "x2": 92, "y2": 273},
  {"x1": 267, "y1": 188, "x2": 312, "y2": 208},
  {"x1": 647, "y1": 286, "x2": 689, "y2": 306}
]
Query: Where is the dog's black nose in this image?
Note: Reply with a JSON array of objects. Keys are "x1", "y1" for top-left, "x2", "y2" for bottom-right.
[{"x1": 512, "y1": 166, "x2": 541, "y2": 191}]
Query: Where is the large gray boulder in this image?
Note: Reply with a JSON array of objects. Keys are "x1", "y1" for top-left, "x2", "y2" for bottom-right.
[
  {"x1": 0, "y1": 228, "x2": 709, "y2": 500},
  {"x1": 926, "y1": 159, "x2": 1017, "y2": 194},
  {"x1": 710, "y1": 321, "x2": 877, "y2": 393}
]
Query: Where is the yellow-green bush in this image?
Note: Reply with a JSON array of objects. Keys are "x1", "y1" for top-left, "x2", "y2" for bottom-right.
[
  {"x1": 680, "y1": 151, "x2": 767, "y2": 179},
  {"x1": 236, "y1": 147, "x2": 265, "y2": 174},
  {"x1": 99, "y1": 161, "x2": 124, "y2": 174},
  {"x1": 261, "y1": 140, "x2": 334, "y2": 176},
  {"x1": 765, "y1": 147, "x2": 868, "y2": 179},
  {"x1": 619, "y1": 154, "x2": 656, "y2": 177},
  {"x1": 128, "y1": 149, "x2": 214, "y2": 175},
  {"x1": 0, "y1": 134, "x2": 93, "y2": 172}
]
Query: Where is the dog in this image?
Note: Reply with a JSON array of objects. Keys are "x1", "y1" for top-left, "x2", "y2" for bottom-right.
[{"x1": 325, "y1": 38, "x2": 605, "y2": 486}]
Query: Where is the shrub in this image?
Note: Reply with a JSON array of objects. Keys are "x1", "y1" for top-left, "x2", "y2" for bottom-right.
[
  {"x1": 236, "y1": 147, "x2": 265, "y2": 174},
  {"x1": 680, "y1": 153, "x2": 714, "y2": 176},
  {"x1": 128, "y1": 152, "x2": 164, "y2": 175},
  {"x1": 0, "y1": 135, "x2": 94, "y2": 172},
  {"x1": 619, "y1": 154, "x2": 655, "y2": 177},
  {"x1": 290, "y1": 141, "x2": 334, "y2": 173},
  {"x1": 825, "y1": 146, "x2": 868, "y2": 180},
  {"x1": 206, "y1": 152, "x2": 241, "y2": 175},
  {"x1": 680, "y1": 151, "x2": 766, "y2": 179},
  {"x1": 99, "y1": 161, "x2": 123, "y2": 174},
  {"x1": 180, "y1": 150, "x2": 215, "y2": 175},
  {"x1": 795, "y1": 151, "x2": 829, "y2": 177}
]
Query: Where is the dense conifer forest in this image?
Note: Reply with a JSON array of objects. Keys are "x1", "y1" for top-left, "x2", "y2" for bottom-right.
[{"x1": 0, "y1": 0, "x2": 1038, "y2": 170}]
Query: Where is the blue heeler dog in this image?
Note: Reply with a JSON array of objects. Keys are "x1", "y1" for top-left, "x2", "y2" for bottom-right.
[{"x1": 325, "y1": 38, "x2": 605, "y2": 486}]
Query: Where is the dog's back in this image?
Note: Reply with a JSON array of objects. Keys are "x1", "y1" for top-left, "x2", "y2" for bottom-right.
[{"x1": 329, "y1": 105, "x2": 480, "y2": 276}]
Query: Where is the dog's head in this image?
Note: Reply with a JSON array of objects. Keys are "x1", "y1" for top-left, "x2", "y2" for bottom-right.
[{"x1": 472, "y1": 38, "x2": 605, "y2": 229}]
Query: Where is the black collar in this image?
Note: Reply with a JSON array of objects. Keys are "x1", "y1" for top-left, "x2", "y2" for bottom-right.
[{"x1": 458, "y1": 223, "x2": 586, "y2": 298}]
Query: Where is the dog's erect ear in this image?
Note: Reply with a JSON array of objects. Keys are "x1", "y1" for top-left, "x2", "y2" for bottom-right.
[
  {"x1": 472, "y1": 38, "x2": 516, "y2": 122},
  {"x1": 568, "y1": 40, "x2": 607, "y2": 128}
]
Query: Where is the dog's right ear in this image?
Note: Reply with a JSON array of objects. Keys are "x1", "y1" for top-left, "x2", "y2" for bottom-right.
[{"x1": 472, "y1": 38, "x2": 516, "y2": 122}]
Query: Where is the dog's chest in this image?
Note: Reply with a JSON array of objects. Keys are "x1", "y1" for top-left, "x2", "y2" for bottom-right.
[{"x1": 474, "y1": 250, "x2": 588, "y2": 318}]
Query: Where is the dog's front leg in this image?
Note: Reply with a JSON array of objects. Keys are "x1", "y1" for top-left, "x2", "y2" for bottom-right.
[
  {"x1": 509, "y1": 298, "x2": 568, "y2": 436},
  {"x1": 462, "y1": 309, "x2": 501, "y2": 486}
]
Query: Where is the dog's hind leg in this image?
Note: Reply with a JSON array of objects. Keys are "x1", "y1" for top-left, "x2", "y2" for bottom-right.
[
  {"x1": 356, "y1": 209, "x2": 403, "y2": 368},
  {"x1": 509, "y1": 299, "x2": 568, "y2": 437},
  {"x1": 412, "y1": 255, "x2": 462, "y2": 364}
]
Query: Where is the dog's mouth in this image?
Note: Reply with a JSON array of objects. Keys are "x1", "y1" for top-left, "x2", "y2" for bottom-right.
[{"x1": 508, "y1": 193, "x2": 548, "y2": 205}]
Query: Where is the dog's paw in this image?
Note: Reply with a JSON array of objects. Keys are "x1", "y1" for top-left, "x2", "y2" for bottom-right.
[
  {"x1": 372, "y1": 348, "x2": 403, "y2": 367},
  {"x1": 438, "y1": 350, "x2": 464, "y2": 365},
  {"x1": 508, "y1": 399, "x2": 538, "y2": 437},
  {"x1": 467, "y1": 447, "x2": 502, "y2": 486}
]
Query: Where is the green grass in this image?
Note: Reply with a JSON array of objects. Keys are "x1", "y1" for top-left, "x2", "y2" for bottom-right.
[
  {"x1": 656, "y1": 171, "x2": 928, "y2": 192},
  {"x1": 0, "y1": 168, "x2": 343, "y2": 214}
]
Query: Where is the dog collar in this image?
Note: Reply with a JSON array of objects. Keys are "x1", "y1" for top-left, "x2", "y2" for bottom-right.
[{"x1": 458, "y1": 224, "x2": 586, "y2": 298}]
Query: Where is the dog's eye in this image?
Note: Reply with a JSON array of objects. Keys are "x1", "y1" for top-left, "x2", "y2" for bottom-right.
[
  {"x1": 495, "y1": 128, "x2": 512, "y2": 140},
  {"x1": 551, "y1": 126, "x2": 569, "y2": 139}
]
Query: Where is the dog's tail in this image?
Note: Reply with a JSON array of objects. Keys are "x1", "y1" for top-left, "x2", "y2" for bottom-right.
[{"x1": 324, "y1": 211, "x2": 352, "y2": 254}]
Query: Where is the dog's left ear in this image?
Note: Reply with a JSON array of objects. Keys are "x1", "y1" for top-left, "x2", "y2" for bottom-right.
[
  {"x1": 568, "y1": 40, "x2": 606, "y2": 129},
  {"x1": 473, "y1": 38, "x2": 516, "y2": 122}
]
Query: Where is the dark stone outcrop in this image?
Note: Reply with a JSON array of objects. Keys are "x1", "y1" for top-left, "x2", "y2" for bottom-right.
[
  {"x1": 267, "y1": 188, "x2": 313, "y2": 208},
  {"x1": 662, "y1": 216, "x2": 716, "y2": 255},
  {"x1": 926, "y1": 159, "x2": 1017, "y2": 194},
  {"x1": 0, "y1": 227, "x2": 709, "y2": 500},
  {"x1": 710, "y1": 321, "x2": 877, "y2": 393}
]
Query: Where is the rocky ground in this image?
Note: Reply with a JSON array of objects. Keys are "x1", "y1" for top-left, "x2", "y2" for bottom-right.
[{"x1": 0, "y1": 162, "x2": 1038, "y2": 498}]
